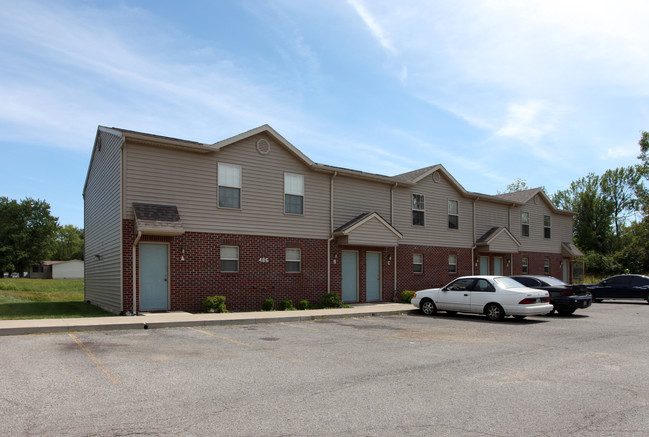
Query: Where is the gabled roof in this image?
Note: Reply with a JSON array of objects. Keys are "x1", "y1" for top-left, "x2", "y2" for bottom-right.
[
  {"x1": 334, "y1": 212, "x2": 402, "y2": 238},
  {"x1": 476, "y1": 226, "x2": 521, "y2": 253},
  {"x1": 495, "y1": 188, "x2": 574, "y2": 216}
]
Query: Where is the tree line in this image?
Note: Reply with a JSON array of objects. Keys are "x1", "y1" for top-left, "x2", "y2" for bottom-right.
[{"x1": 0, "y1": 197, "x2": 83, "y2": 277}]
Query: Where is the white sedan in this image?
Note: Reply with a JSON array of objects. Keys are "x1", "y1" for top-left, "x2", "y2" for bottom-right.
[{"x1": 412, "y1": 276, "x2": 553, "y2": 321}]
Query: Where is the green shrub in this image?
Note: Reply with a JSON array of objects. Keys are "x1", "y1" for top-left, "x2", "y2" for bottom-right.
[
  {"x1": 261, "y1": 298, "x2": 275, "y2": 311},
  {"x1": 278, "y1": 299, "x2": 296, "y2": 311},
  {"x1": 399, "y1": 289, "x2": 416, "y2": 303},
  {"x1": 298, "y1": 300, "x2": 311, "y2": 310},
  {"x1": 203, "y1": 295, "x2": 228, "y2": 313},
  {"x1": 320, "y1": 292, "x2": 344, "y2": 308}
]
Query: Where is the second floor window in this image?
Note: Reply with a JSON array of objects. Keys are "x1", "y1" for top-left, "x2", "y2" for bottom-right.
[
  {"x1": 544, "y1": 215, "x2": 551, "y2": 239},
  {"x1": 521, "y1": 212, "x2": 530, "y2": 237},
  {"x1": 218, "y1": 163, "x2": 241, "y2": 209},
  {"x1": 284, "y1": 173, "x2": 304, "y2": 214},
  {"x1": 448, "y1": 200, "x2": 459, "y2": 229},
  {"x1": 412, "y1": 194, "x2": 425, "y2": 226}
]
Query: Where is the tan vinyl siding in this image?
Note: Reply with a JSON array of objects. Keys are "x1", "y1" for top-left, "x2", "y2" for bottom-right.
[
  {"x1": 84, "y1": 130, "x2": 123, "y2": 313},
  {"x1": 333, "y1": 175, "x2": 391, "y2": 229},
  {"x1": 124, "y1": 134, "x2": 331, "y2": 239},
  {"x1": 510, "y1": 196, "x2": 574, "y2": 253},
  {"x1": 475, "y1": 201, "x2": 510, "y2": 238},
  {"x1": 393, "y1": 173, "x2": 474, "y2": 248}
]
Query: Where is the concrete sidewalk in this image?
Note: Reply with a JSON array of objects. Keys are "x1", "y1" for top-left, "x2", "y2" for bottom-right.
[{"x1": 0, "y1": 303, "x2": 416, "y2": 336}]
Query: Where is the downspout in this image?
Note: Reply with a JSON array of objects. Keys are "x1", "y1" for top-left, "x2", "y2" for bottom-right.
[
  {"x1": 132, "y1": 231, "x2": 142, "y2": 315},
  {"x1": 327, "y1": 171, "x2": 338, "y2": 293},
  {"x1": 472, "y1": 198, "x2": 478, "y2": 275},
  {"x1": 392, "y1": 183, "x2": 398, "y2": 296}
]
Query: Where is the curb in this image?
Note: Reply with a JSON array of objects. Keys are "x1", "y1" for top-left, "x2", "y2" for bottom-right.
[{"x1": 0, "y1": 305, "x2": 417, "y2": 336}]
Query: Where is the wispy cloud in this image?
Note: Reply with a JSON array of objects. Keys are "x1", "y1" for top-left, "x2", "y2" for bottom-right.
[{"x1": 347, "y1": 0, "x2": 396, "y2": 54}]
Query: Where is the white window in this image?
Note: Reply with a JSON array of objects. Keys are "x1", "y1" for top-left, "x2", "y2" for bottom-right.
[
  {"x1": 286, "y1": 248, "x2": 301, "y2": 273},
  {"x1": 521, "y1": 212, "x2": 530, "y2": 237},
  {"x1": 448, "y1": 254, "x2": 457, "y2": 273},
  {"x1": 544, "y1": 258, "x2": 550, "y2": 274},
  {"x1": 218, "y1": 163, "x2": 241, "y2": 209},
  {"x1": 220, "y1": 246, "x2": 239, "y2": 272},
  {"x1": 448, "y1": 200, "x2": 459, "y2": 229},
  {"x1": 522, "y1": 257, "x2": 529, "y2": 274},
  {"x1": 412, "y1": 194, "x2": 425, "y2": 226},
  {"x1": 284, "y1": 173, "x2": 304, "y2": 214},
  {"x1": 544, "y1": 216, "x2": 551, "y2": 239},
  {"x1": 413, "y1": 254, "x2": 423, "y2": 273}
]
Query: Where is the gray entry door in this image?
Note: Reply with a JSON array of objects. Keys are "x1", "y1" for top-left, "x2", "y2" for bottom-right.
[
  {"x1": 342, "y1": 251, "x2": 358, "y2": 302},
  {"x1": 140, "y1": 243, "x2": 169, "y2": 311},
  {"x1": 366, "y1": 252, "x2": 381, "y2": 301}
]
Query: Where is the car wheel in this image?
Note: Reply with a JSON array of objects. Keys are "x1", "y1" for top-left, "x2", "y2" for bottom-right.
[
  {"x1": 484, "y1": 303, "x2": 504, "y2": 321},
  {"x1": 420, "y1": 299, "x2": 437, "y2": 316},
  {"x1": 557, "y1": 309, "x2": 576, "y2": 316},
  {"x1": 513, "y1": 315, "x2": 526, "y2": 320},
  {"x1": 645, "y1": 292, "x2": 649, "y2": 304},
  {"x1": 446, "y1": 311, "x2": 457, "y2": 316}
]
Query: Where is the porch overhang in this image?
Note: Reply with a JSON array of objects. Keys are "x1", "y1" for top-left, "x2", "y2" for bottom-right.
[
  {"x1": 333, "y1": 212, "x2": 402, "y2": 247},
  {"x1": 476, "y1": 226, "x2": 521, "y2": 253},
  {"x1": 133, "y1": 203, "x2": 185, "y2": 236},
  {"x1": 561, "y1": 242, "x2": 584, "y2": 258}
]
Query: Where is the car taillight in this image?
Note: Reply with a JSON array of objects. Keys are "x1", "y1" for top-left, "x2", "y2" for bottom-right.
[
  {"x1": 519, "y1": 296, "x2": 550, "y2": 304},
  {"x1": 561, "y1": 290, "x2": 573, "y2": 296}
]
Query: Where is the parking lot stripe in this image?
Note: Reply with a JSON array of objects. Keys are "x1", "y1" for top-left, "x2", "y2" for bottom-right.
[
  {"x1": 68, "y1": 333, "x2": 122, "y2": 385},
  {"x1": 187, "y1": 327, "x2": 307, "y2": 363}
]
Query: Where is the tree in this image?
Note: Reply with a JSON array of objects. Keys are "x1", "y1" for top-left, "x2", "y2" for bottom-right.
[
  {"x1": 600, "y1": 166, "x2": 641, "y2": 240},
  {"x1": 552, "y1": 174, "x2": 614, "y2": 254},
  {"x1": 0, "y1": 197, "x2": 59, "y2": 276},
  {"x1": 52, "y1": 225, "x2": 84, "y2": 261}
]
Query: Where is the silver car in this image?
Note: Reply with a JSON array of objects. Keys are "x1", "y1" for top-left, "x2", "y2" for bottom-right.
[{"x1": 412, "y1": 276, "x2": 553, "y2": 321}]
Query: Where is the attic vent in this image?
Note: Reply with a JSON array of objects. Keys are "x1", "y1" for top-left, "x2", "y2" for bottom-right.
[
  {"x1": 432, "y1": 171, "x2": 441, "y2": 183},
  {"x1": 257, "y1": 138, "x2": 271, "y2": 155}
]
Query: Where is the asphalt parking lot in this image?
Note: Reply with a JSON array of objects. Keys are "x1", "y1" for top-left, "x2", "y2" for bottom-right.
[{"x1": 3, "y1": 302, "x2": 649, "y2": 436}]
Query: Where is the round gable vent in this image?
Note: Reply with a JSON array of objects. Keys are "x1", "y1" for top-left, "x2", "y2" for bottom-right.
[
  {"x1": 257, "y1": 138, "x2": 271, "y2": 155},
  {"x1": 432, "y1": 172, "x2": 441, "y2": 183}
]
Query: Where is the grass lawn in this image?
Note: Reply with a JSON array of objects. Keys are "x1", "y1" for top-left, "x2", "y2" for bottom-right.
[{"x1": 0, "y1": 279, "x2": 114, "y2": 320}]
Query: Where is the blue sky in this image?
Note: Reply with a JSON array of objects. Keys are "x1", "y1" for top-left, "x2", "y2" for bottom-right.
[{"x1": 2, "y1": 0, "x2": 648, "y2": 229}]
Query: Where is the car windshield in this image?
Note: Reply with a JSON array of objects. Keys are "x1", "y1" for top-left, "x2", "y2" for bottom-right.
[
  {"x1": 540, "y1": 276, "x2": 567, "y2": 286},
  {"x1": 494, "y1": 277, "x2": 526, "y2": 289}
]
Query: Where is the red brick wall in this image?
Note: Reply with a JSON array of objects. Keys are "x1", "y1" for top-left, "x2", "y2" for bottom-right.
[
  {"x1": 123, "y1": 220, "x2": 570, "y2": 312},
  {"x1": 396, "y1": 245, "x2": 473, "y2": 293}
]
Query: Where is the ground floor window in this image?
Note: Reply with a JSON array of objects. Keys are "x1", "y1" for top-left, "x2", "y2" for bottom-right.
[
  {"x1": 286, "y1": 248, "x2": 301, "y2": 273},
  {"x1": 413, "y1": 253, "x2": 423, "y2": 273},
  {"x1": 522, "y1": 257, "x2": 528, "y2": 274},
  {"x1": 543, "y1": 258, "x2": 550, "y2": 275},
  {"x1": 220, "y1": 246, "x2": 239, "y2": 272},
  {"x1": 448, "y1": 254, "x2": 457, "y2": 273}
]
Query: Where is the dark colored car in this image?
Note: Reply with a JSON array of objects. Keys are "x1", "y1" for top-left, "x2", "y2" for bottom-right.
[
  {"x1": 587, "y1": 274, "x2": 649, "y2": 303},
  {"x1": 511, "y1": 275, "x2": 592, "y2": 315}
]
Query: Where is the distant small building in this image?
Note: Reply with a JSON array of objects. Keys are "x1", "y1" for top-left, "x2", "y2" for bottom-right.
[{"x1": 29, "y1": 260, "x2": 84, "y2": 279}]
